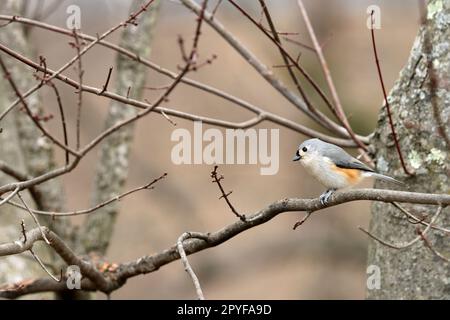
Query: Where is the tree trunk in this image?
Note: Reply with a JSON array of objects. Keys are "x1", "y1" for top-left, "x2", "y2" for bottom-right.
[
  {"x1": 367, "y1": 0, "x2": 449, "y2": 299},
  {"x1": 0, "y1": 0, "x2": 70, "y2": 299},
  {"x1": 80, "y1": 0, "x2": 160, "y2": 255}
]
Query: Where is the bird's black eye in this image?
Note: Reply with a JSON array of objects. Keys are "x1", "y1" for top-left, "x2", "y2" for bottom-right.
[{"x1": 302, "y1": 146, "x2": 308, "y2": 152}]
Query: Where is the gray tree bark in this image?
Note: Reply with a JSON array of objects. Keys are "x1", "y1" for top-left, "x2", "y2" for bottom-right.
[
  {"x1": 80, "y1": 0, "x2": 160, "y2": 255},
  {"x1": 367, "y1": 0, "x2": 449, "y2": 299},
  {"x1": 0, "y1": 0, "x2": 70, "y2": 298}
]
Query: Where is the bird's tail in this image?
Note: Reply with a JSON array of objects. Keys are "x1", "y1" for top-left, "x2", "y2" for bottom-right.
[{"x1": 367, "y1": 172, "x2": 404, "y2": 186}]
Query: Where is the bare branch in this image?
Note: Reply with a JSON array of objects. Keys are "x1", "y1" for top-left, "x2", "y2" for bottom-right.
[
  {"x1": 1, "y1": 188, "x2": 449, "y2": 298},
  {"x1": 391, "y1": 202, "x2": 450, "y2": 234},
  {"x1": 210, "y1": 166, "x2": 245, "y2": 221},
  {"x1": 0, "y1": 227, "x2": 110, "y2": 292},
  {"x1": 0, "y1": 160, "x2": 30, "y2": 182},
  {"x1": 0, "y1": 186, "x2": 19, "y2": 206},
  {"x1": 283, "y1": 37, "x2": 315, "y2": 52},
  {"x1": 177, "y1": 232, "x2": 208, "y2": 300},
  {"x1": 369, "y1": 10, "x2": 412, "y2": 175},
  {"x1": 17, "y1": 192, "x2": 50, "y2": 244},
  {"x1": 258, "y1": 0, "x2": 317, "y2": 119},
  {"x1": 29, "y1": 249, "x2": 62, "y2": 283},
  {"x1": 45, "y1": 81, "x2": 69, "y2": 165},
  {"x1": 0, "y1": 55, "x2": 80, "y2": 157},
  {"x1": 292, "y1": 211, "x2": 312, "y2": 230},
  {"x1": 71, "y1": 28, "x2": 84, "y2": 150},
  {"x1": 181, "y1": 0, "x2": 357, "y2": 139},
  {"x1": 0, "y1": 38, "x2": 360, "y2": 148},
  {"x1": 99, "y1": 66, "x2": 113, "y2": 95},
  {"x1": 359, "y1": 205, "x2": 443, "y2": 249},
  {"x1": 0, "y1": 14, "x2": 370, "y2": 146},
  {"x1": 0, "y1": 0, "x2": 157, "y2": 126},
  {"x1": 4, "y1": 173, "x2": 167, "y2": 217},
  {"x1": 419, "y1": 230, "x2": 450, "y2": 263},
  {"x1": 297, "y1": 0, "x2": 369, "y2": 154}
]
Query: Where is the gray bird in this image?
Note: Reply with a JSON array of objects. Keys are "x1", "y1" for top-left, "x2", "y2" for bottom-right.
[{"x1": 293, "y1": 138, "x2": 402, "y2": 204}]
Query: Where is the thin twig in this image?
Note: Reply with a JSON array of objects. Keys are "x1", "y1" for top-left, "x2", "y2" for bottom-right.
[
  {"x1": 297, "y1": 0, "x2": 369, "y2": 155},
  {"x1": 17, "y1": 192, "x2": 50, "y2": 245},
  {"x1": 20, "y1": 220, "x2": 27, "y2": 244},
  {"x1": 161, "y1": 110, "x2": 177, "y2": 126},
  {"x1": 99, "y1": 66, "x2": 113, "y2": 95},
  {"x1": 210, "y1": 166, "x2": 245, "y2": 221},
  {"x1": 29, "y1": 249, "x2": 62, "y2": 282},
  {"x1": 0, "y1": 56, "x2": 80, "y2": 157},
  {"x1": 0, "y1": 186, "x2": 19, "y2": 206},
  {"x1": 359, "y1": 205, "x2": 443, "y2": 249},
  {"x1": 283, "y1": 37, "x2": 315, "y2": 52},
  {"x1": 72, "y1": 28, "x2": 84, "y2": 150},
  {"x1": 292, "y1": 211, "x2": 312, "y2": 230},
  {"x1": 391, "y1": 202, "x2": 450, "y2": 234},
  {"x1": 0, "y1": 15, "x2": 16, "y2": 28},
  {"x1": 0, "y1": 160, "x2": 31, "y2": 182},
  {"x1": 211, "y1": 0, "x2": 223, "y2": 19},
  {"x1": 4, "y1": 173, "x2": 167, "y2": 217},
  {"x1": 143, "y1": 84, "x2": 170, "y2": 91},
  {"x1": 419, "y1": 230, "x2": 450, "y2": 263},
  {"x1": 177, "y1": 232, "x2": 208, "y2": 300},
  {"x1": 46, "y1": 81, "x2": 69, "y2": 165},
  {"x1": 370, "y1": 10, "x2": 412, "y2": 175},
  {"x1": 258, "y1": 0, "x2": 318, "y2": 120}
]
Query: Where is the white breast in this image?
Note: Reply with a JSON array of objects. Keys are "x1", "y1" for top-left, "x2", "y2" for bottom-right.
[{"x1": 300, "y1": 152, "x2": 353, "y2": 189}]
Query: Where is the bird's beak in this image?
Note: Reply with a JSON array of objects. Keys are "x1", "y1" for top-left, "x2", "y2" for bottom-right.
[{"x1": 292, "y1": 154, "x2": 301, "y2": 161}]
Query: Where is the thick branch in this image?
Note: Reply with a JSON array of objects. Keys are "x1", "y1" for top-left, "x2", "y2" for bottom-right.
[
  {"x1": 0, "y1": 227, "x2": 109, "y2": 292},
  {"x1": 0, "y1": 188, "x2": 448, "y2": 298}
]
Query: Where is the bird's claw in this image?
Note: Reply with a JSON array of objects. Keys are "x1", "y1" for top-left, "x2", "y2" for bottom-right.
[{"x1": 319, "y1": 189, "x2": 335, "y2": 205}]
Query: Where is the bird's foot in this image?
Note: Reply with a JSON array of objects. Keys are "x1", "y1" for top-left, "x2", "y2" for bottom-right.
[{"x1": 319, "y1": 189, "x2": 336, "y2": 205}]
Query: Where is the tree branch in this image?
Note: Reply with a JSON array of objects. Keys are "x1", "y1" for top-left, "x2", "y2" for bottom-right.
[
  {"x1": 297, "y1": 0, "x2": 369, "y2": 155},
  {"x1": 369, "y1": 10, "x2": 412, "y2": 175},
  {"x1": 0, "y1": 14, "x2": 369, "y2": 146},
  {"x1": 3, "y1": 173, "x2": 167, "y2": 217},
  {"x1": 0, "y1": 40, "x2": 360, "y2": 148},
  {"x1": 181, "y1": 0, "x2": 359, "y2": 139},
  {"x1": 0, "y1": 188, "x2": 448, "y2": 298},
  {"x1": 177, "y1": 232, "x2": 207, "y2": 300}
]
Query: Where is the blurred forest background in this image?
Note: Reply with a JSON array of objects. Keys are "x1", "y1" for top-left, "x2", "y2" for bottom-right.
[{"x1": 14, "y1": 0, "x2": 420, "y2": 298}]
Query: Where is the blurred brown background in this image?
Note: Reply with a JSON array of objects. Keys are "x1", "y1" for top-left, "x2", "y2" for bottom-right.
[{"x1": 23, "y1": 0, "x2": 419, "y2": 299}]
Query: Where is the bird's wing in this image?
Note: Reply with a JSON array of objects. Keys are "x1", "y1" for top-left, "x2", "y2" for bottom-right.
[
  {"x1": 334, "y1": 158, "x2": 374, "y2": 172},
  {"x1": 322, "y1": 144, "x2": 374, "y2": 172}
]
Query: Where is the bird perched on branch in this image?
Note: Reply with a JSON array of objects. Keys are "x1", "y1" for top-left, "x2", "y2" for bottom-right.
[{"x1": 293, "y1": 138, "x2": 403, "y2": 205}]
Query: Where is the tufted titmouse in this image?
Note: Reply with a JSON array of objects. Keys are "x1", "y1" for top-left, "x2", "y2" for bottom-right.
[{"x1": 293, "y1": 138, "x2": 402, "y2": 204}]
